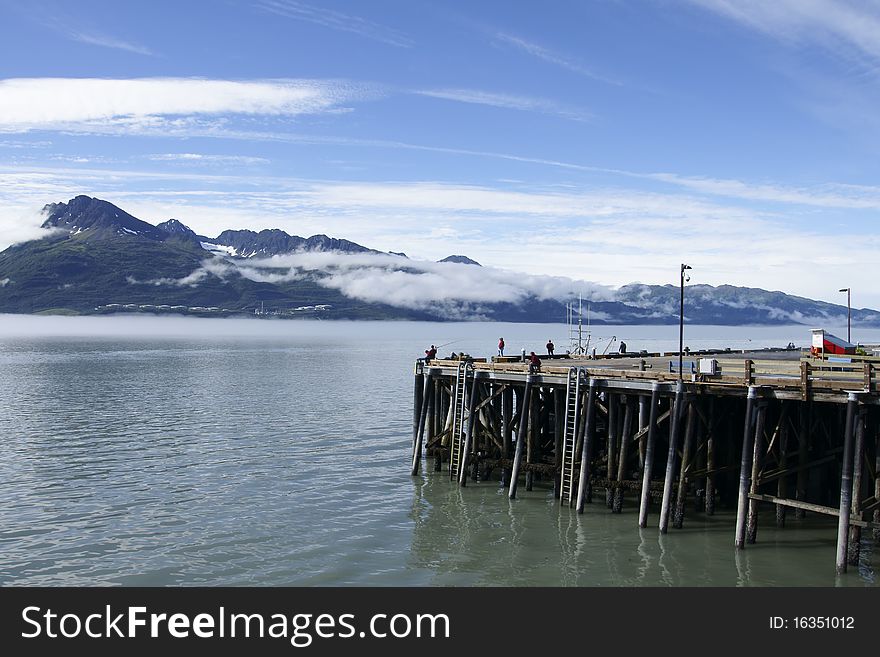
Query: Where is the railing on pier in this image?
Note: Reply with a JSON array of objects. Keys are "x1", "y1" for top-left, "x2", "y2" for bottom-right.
[{"x1": 423, "y1": 357, "x2": 879, "y2": 402}]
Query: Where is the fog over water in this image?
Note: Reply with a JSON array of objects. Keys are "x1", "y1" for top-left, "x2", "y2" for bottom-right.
[{"x1": 0, "y1": 315, "x2": 876, "y2": 586}]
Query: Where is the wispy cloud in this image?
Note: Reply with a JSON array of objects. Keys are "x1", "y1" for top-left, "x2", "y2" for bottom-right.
[
  {"x1": 146, "y1": 153, "x2": 270, "y2": 166},
  {"x1": 688, "y1": 0, "x2": 880, "y2": 63},
  {"x1": 495, "y1": 32, "x2": 622, "y2": 85},
  {"x1": 67, "y1": 29, "x2": 154, "y2": 56},
  {"x1": 0, "y1": 78, "x2": 370, "y2": 134},
  {"x1": 645, "y1": 172, "x2": 880, "y2": 209},
  {"x1": 255, "y1": 0, "x2": 413, "y2": 48},
  {"x1": 416, "y1": 88, "x2": 592, "y2": 122}
]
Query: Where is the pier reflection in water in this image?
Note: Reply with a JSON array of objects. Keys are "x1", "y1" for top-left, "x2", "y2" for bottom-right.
[{"x1": 407, "y1": 472, "x2": 868, "y2": 586}]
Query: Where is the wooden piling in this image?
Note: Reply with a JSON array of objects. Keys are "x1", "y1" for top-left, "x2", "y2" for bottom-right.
[
  {"x1": 875, "y1": 416, "x2": 880, "y2": 541},
  {"x1": 576, "y1": 379, "x2": 599, "y2": 514},
  {"x1": 553, "y1": 388, "x2": 564, "y2": 499},
  {"x1": 673, "y1": 399, "x2": 697, "y2": 529},
  {"x1": 638, "y1": 394, "x2": 648, "y2": 469},
  {"x1": 705, "y1": 397, "x2": 716, "y2": 516},
  {"x1": 606, "y1": 393, "x2": 618, "y2": 508},
  {"x1": 613, "y1": 396, "x2": 633, "y2": 513},
  {"x1": 501, "y1": 386, "x2": 513, "y2": 486},
  {"x1": 776, "y1": 403, "x2": 788, "y2": 528},
  {"x1": 746, "y1": 401, "x2": 767, "y2": 544},
  {"x1": 526, "y1": 388, "x2": 540, "y2": 491},
  {"x1": 458, "y1": 373, "x2": 480, "y2": 487},
  {"x1": 836, "y1": 393, "x2": 858, "y2": 574},
  {"x1": 659, "y1": 381, "x2": 685, "y2": 534},
  {"x1": 433, "y1": 382, "x2": 444, "y2": 471},
  {"x1": 735, "y1": 386, "x2": 758, "y2": 549},
  {"x1": 847, "y1": 407, "x2": 866, "y2": 566},
  {"x1": 638, "y1": 382, "x2": 662, "y2": 528},
  {"x1": 411, "y1": 363, "x2": 424, "y2": 473},
  {"x1": 508, "y1": 378, "x2": 532, "y2": 499},
  {"x1": 411, "y1": 374, "x2": 433, "y2": 476},
  {"x1": 795, "y1": 403, "x2": 809, "y2": 519}
]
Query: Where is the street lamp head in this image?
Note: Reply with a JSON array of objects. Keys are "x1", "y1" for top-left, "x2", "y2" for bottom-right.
[{"x1": 839, "y1": 288, "x2": 849, "y2": 292}]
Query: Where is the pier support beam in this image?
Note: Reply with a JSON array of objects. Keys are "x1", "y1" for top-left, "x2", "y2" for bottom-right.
[
  {"x1": 746, "y1": 401, "x2": 768, "y2": 544},
  {"x1": 606, "y1": 393, "x2": 618, "y2": 508},
  {"x1": 410, "y1": 363, "x2": 425, "y2": 475},
  {"x1": 875, "y1": 417, "x2": 880, "y2": 541},
  {"x1": 705, "y1": 398, "x2": 716, "y2": 515},
  {"x1": 526, "y1": 388, "x2": 540, "y2": 491},
  {"x1": 501, "y1": 386, "x2": 513, "y2": 486},
  {"x1": 659, "y1": 381, "x2": 685, "y2": 533},
  {"x1": 836, "y1": 393, "x2": 859, "y2": 574},
  {"x1": 411, "y1": 373, "x2": 433, "y2": 476},
  {"x1": 576, "y1": 379, "x2": 599, "y2": 514},
  {"x1": 638, "y1": 394, "x2": 648, "y2": 469},
  {"x1": 508, "y1": 378, "x2": 533, "y2": 499},
  {"x1": 847, "y1": 407, "x2": 866, "y2": 566},
  {"x1": 735, "y1": 386, "x2": 758, "y2": 549},
  {"x1": 795, "y1": 403, "x2": 810, "y2": 519},
  {"x1": 776, "y1": 404, "x2": 789, "y2": 528},
  {"x1": 553, "y1": 388, "x2": 564, "y2": 499},
  {"x1": 458, "y1": 373, "x2": 480, "y2": 487},
  {"x1": 638, "y1": 383, "x2": 661, "y2": 528},
  {"x1": 613, "y1": 396, "x2": 633, "y2": 513},
  {"x1": 673, "y1": 399, "x2": 697, "y2": 529}
]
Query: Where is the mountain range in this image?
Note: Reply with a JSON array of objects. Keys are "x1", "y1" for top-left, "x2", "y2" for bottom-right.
[{"x1": 1, "y1": 195, "x2": 878, "y2": 327}]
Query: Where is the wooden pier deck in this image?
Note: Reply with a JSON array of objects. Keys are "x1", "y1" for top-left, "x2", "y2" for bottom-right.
[{"x1": 410, "y1": 350, "x2": 880, "y2": 574}]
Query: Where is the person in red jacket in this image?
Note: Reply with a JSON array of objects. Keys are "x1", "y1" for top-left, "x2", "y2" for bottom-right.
[
  {"x1": 498, "y1": 337, "x2": 505, "y2": 357},
  {"x1": 425, "y1": 345, "x2": 437, "y2": 361},
  {"x1": 528, "y1": 351, "x2": 542, "y2": 373}
]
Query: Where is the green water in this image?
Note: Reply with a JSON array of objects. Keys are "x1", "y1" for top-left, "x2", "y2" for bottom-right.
[{"x1": 0, "y1": 316, "x2": 875, "y2": 586}]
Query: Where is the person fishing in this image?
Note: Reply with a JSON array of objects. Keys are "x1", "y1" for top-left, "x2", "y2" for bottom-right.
[
  {"x1": 498, "y1": 337, "x2": 505, "y2": 357},
  {"x1": 425, "y1": 345, "x2": 437, "y2": 361}
]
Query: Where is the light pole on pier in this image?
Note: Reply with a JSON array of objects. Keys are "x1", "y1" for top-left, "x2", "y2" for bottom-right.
[
  {"x1": 839, "y1": 287, "x2": 851, "y2": 344},
  {"x1": 679, "y1": 264, "x2": 692, "y2": 381}
]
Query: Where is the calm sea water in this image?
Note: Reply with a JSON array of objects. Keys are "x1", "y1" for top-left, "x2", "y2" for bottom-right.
[{"x1": 0, "y1": 316, "x2": 876, "y2": 587}]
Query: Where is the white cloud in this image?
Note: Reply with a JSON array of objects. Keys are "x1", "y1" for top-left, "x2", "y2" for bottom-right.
[
  {"x1": 416, "y1": 88, "x2": 591, "y2": 122},
  {"x1": 0, "y1": 78, "x2": 367, "y2": 133},
  {"x1": 1, "y1": 166, "x2": 878, "y2": 307},
  {"x1": 0, "y1": 205, "x2": 62, "y2": 247},
  {"x1": 202, "y1": 251, "x2": 610, "y2": 317}
]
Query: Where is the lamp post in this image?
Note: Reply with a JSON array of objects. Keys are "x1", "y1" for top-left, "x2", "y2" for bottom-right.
[
  {"x1": 679, "y1": 264, "x2": 692, "y2": 381},
  {"x1": 839, "y1": 287, "x2": 851, "y2": 343}
]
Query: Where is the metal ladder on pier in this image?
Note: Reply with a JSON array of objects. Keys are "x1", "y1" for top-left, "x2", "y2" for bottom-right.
[
  {"x1": 449, "y1": 360, "x2": 473, "y2": 480},
  {"x1": 560, "y1": 367, "x2": 583, "y2": 505}
]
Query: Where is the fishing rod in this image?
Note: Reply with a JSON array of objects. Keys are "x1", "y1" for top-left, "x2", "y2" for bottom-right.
[{"x1": 435, "y1": 339, "x2": 463, "y2": 349}]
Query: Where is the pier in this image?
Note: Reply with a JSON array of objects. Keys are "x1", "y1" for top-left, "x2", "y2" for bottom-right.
[{"x1": 410, "y1": 350, "x2": 880, "y2": 574}]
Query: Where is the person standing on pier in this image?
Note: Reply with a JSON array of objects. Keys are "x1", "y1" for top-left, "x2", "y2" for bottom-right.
[
  {"x1": 425, "y1": 345, "x2": 437, "y2": 361},
  {"x1": 619, "y1": 340, "x2": 627, "y2": 354},
  {"x1": 528, "y1": 351, "x2": 542, "y2": 373},
  {"x1": 498, "y1": 337, "x2": 505, "y2": 356},
  {"x1": 546, "y1": 339, "x2": 554, "y2": 356}
]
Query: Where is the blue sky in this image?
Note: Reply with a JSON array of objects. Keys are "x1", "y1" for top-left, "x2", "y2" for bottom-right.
[{"x1": 1, "y1": 0, "x2": 879, "y2": 307}]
